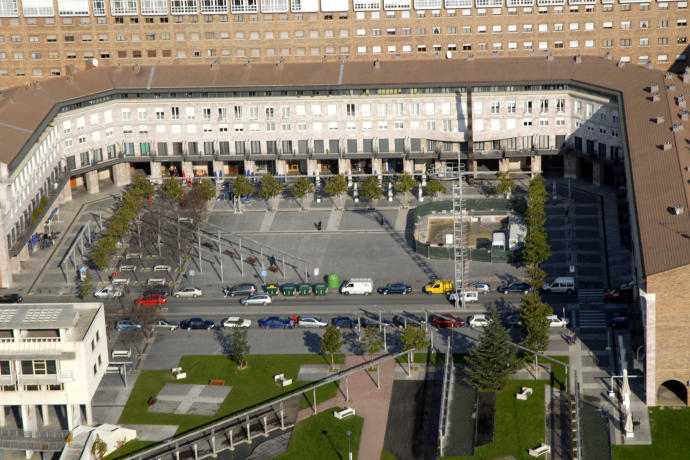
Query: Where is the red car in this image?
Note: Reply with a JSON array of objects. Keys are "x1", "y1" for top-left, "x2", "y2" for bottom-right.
[
  {"x1": 431, "y1": 314, "x2": 464, "y2": 328},
  {"x1": 134, "y1": 293, "x2": 167, "y2": 306},
  {"x1": 602, "y1": 288, "x2": 632, "y2": 303}
]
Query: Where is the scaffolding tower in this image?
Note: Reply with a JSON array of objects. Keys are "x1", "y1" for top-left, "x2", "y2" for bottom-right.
[{"x1": 452, "y1": 163, "x2": 470, "y2": 308}]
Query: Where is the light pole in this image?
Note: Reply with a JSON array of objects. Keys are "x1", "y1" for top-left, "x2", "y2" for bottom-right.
[{"x1": 346, "y1": 430, "x2": 352, "y2": 460}]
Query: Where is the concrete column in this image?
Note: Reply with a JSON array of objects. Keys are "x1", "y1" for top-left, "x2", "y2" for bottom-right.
[
  {"x1": 150, "y1": 162, "x2": 162, "y2": 183},
  {"x1": 41, "y1": 405, "x2": 50, "y2": 426},
  {"x1": 563, "y1": 154, "x2": 577, "y2": 179},
  {"x1": 371, "y1": 158, "x2": 383, "y2": 175},
  {"x1": 181, "y1": 161, "x2": 193, "y2": 179},
  {"x1": 212, "y1": 160, "x2": 224, "y2": 177},
  {"x1": 0, "y1": 405, "x2": 6, "y2": 427},
  {"x1": 592, "y1": 161, "x2": 602, "y2": 187},
  {"x1": 85, "y1": 402, "x2": 93, "y2": 426},
  {"x1": 472, "y1": 160, "x2": 478, "y2": 178},
  {"x1": 66, "y1": 404, "x2": 73, "y2": 430},
  {"x1": 498, "y1": 158, "x2": 509, "y2": 172},
  {"x1": 403, "y1": 159, "x2": 414, "y2": 174},
  {"x1": 85, "y1": 170, "x2": 100, "y2": 194},
  {"x1": 243, "y1": 160, "x2": 255, "y2": 175},
  {"x1": 274, "y1": 160, "x2": 287, "y2": 175},
  {"x1": 112, "y1": 162, "x2": 132, "y2": 187},
  {"x1": 306, "y1": 159, "x2": 318, "y2": 176},
  {"x1": 530, "y1": 155, "x2": 542, "y2": 175},
  {"x1": 21, "y1": 405, "x2": 38, "y2": 433},
  {"x1": 0, "y1": 218, "x2": 12, "y2": 289},
  {"x1": 58, "y1": 180, "x2": 72, "y2": 204},
  {"x1": 338, "y1": 158, "x2": 351, "y2": 175}
]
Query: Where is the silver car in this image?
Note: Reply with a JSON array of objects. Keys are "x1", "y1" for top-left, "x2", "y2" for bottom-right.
[
  {"x1": 173, "y1": 287, "x2": 203, "y2": 298},
  {"x1": 149, "y1": 319, "x2": 179, "y2": 331},
  {"x1": 222, "y1": 317, "x2": 252, "y2": 328},
  {"x1": 240, "y1": 293, "x2": 272, "y2": 306}
]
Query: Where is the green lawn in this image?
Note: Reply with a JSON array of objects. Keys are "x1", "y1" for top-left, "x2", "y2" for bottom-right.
[
  {"x1": 104, "y1": 440, "x2": 154, "y2": 460},
  {"x1": 613, "y1": 407, "x2": 690, "y2": 460},
  {"x1": 275, "y1": 408, "x2": 364, "y2": 460},
  {"x1": 118, "y1": 354, "x2": 345, "y2": 436},
  {"x1": 299, "y1": 381, "x2": 341, "y2": 410},
  {"x1": 381, "y1": 448, "x2": 399, "y2": 459}
]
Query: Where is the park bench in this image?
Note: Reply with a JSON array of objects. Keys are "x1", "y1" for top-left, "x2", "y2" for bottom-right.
[
  {"x1": 119, "y1": 264, "x2": 136, "y2": 272},
  {"x1": 334, "y1": 407, "x2": 356, "y2": 420},
  {"x1": 147, "y1": 278, "x2": 166, "y2": 286},
  {"x1": 274, "y1": 373, "x2": 293, "y2": 387},
  {"x1": 106, "y1": 365, "x2": 121, "y2": 374},
  {"x1": 516, "y1": 387, "x2": 533, "y2": 400},
  {"x1": 171, "y1": 367, "x2": 186, "y2": 380},
  {"x1": 209, "y1": 379, "x2": 225, "y2": 386},
  {"x1": 112, "y1": 277, "x2": 130, "y2": 286},
  {"x1": 126, "y1": 253, "x2": 141, "y2": 259},
  {"x1": 528, "y1": 443, "x2": 551, "y2": 457},
  {"x1": 153, "y1": 265, "x2": 171, "y2": 272},
  {"x1": 111, "y1": 349, "x2": 131, "y2": 359}
]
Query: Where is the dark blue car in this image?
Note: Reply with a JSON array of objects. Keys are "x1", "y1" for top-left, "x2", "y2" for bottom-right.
[
  {"x1": 331, "y1": 316, "x2": 357, "y2": 329},
  {"x1": 497, "y1": 282, "x2": 531, "y2": 294},
  {"x1": 180, "y1": 317, "x2": 215, "y2": 330},
  {"x1": 258, "y1": 316, "x2": 293, "y2": 329}
]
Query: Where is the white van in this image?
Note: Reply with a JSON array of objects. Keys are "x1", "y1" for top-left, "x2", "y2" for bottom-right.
[
  {"x1": 447, "y1": 290, "x2": 479, "y2": 303},
  {"x1": 340, "y1": 278, "x2": 373, "y2": 295},
  {"x1": 542, "y1": 277, "x2": 575, "y2": 294}
]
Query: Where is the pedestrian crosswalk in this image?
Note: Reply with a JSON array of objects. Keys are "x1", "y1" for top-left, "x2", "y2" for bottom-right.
[
  {"x1": 578, "y1": 310, "x2": 608, "y2": 329},
  {"x1": 578, "y1": 289, "x2": 605, "y2": 303}
]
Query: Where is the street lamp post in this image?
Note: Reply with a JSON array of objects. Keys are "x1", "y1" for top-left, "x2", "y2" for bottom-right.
[{"x1": 346, "y1": 430, "x2": 352, "y2": 460}]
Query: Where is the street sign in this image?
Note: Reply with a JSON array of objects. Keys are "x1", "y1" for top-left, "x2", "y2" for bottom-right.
[{"x1": 261, "y1": 270, "x2": 267, "y2": 278}]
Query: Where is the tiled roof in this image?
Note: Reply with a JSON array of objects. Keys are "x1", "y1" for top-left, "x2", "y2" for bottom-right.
[{"x1": 0, "y1": 56, "x2": 689, "y2": 276}]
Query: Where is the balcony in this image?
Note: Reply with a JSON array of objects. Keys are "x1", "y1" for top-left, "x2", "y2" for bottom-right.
[
  {"x1": 0, "y1": 373, "x2": 15, "y2": 385},
  {"x1": 17, "y1": 370, "x2": 74, "y2": 386}
]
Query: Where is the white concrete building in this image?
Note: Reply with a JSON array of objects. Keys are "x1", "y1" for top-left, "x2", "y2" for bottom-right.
[{"x1": 0, "y1": 303, "x2": 108, "y2": 457}]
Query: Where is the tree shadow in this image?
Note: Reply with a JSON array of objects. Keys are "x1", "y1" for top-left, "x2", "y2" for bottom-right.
[{"x1": 302, "y1": 330, "x2": 322, "y2": 354}]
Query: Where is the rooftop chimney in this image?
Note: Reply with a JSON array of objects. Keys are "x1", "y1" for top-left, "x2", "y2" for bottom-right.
[
  {"x1": 665, "y1": 72, "x2": 673, "y2": 80},
  {"x1": 656, "y1": 114, "x2": 665, "y2": 124},
  {"x1": 663, "y1": 141, "x2": 673, "y2": 151},
  {"x1": 668, "y1": 84, "x2": 676, "y2": 92},
  {"x1": 672, "y1": 123, "x2": 683, "y2": 132},
  {"x1": 604, "y1": 52, "x2": 612, "y2": 60},
  {"x1": 373, "y1": 59, "x2": 380, "y2": 69},
  {"x1": 574, "y1": 55, "x2": 582, "y2": 64},
  {"x1": 673, "y1": 204, "x2": 684, "y2": 215},
  {"x1": 617, "y1": 61, "x2": 625, "y2": 69}
]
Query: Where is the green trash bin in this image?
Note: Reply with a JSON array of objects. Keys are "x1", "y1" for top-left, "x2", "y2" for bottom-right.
[
  {"x1": 266, "y1": 284, "x2": 279, "y2": 296},
  {"x1": 327, "y1": 273, "x2": 339, "y2": 289},
  {"x1": 298, "y1": 283, "x2": 311, "y2": 296},
  {"x1": 280, "y1": 283, "x2": 297, "y2": 296},
  {"x1": 313, "y1": 283, "x2": 328, "y2": 296}
]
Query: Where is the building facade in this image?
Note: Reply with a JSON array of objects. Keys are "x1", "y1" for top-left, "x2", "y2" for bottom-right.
[
  {"x1": 0, "y1": 0, "x2": 689, "y2": 88},
  {"x1": 0, "y1": 303, "x2": 108, "y2": 455}
]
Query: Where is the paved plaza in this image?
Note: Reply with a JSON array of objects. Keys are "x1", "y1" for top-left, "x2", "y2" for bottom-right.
[{"x1": 149, "y1": 383, "x2": 232, "y2": 416}]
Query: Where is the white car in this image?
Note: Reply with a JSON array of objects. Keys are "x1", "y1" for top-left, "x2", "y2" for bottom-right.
[
  {"x1": 240, "y1": 294, "x2": 272, "y2": 306},
  {"x1": 173, "y1": 287, "x2": 203, "y2": 298},
  {"x1": 222, "y1": 317, "x2": 252, "y2": 328},
  {"x1": 468, "y1": 314, "x2": 490, "y2": 328},
  {"x1": 149, "y1": 319, "x2": 179, "y2": 331},
  {"x1": 546, "y1": 315, "x2": 570, "y2": 328},
  {"x1": 467, "y1": 282, "x2": 491, "y2": 294},
  {"x1": 94, "y1": 285, "x2": 124, "y2": 299},
  {"x1": 297, "y1": 316, "x2": 328, "y2": 328}
]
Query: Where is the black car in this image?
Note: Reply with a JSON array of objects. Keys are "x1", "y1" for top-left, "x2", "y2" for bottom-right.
[
  {"x1": 610, "y1": 313, "x2": 629, "y2": 328},
  {"x1": 331, "y1": 316, "x2": 357, "y2": 329},
  {"x1": 497, "y1": 282, "x2": 531, "y2": 294},
  {"x1": 504, "y1": 314, "x2": 522, "y2": 328},
  {"x1": 392, "y1": 314, "x2": 426, "y2": 328},
  {"x1": 0, "y1": 293, "x2": 23, "y2": 303},
  {"x1": 358, "y1": 316, "x2": 391, "y2": 328},
  {"x1": 228, "y1": 283, "x2": 257, "y2": 297},
  {"x1": 180, "y1": 317, "x2": 215, "y2": 330},
  {"x1": 377, "y1": 283, "x2": 412, "y2": 295},
  {"x1": 143, "y1": 286, "x2": 170, "y2": 297}
]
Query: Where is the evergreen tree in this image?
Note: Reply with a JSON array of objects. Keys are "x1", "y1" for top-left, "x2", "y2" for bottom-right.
[
  {"x1": 495, "y1": 171, "x2": 515, "y2": 199},
  {"x1": 230, "y1": 328, "x2": 251, "y2": 369},
  {"x1": 465, "y1": 307, "x2": 517, "y2": 391},
  {"x1": 519, "y1": 292, "x2": 553, "y2": 353},
  {"x1": 523, "y1": 229, "x2": 551, "y2": 268}
]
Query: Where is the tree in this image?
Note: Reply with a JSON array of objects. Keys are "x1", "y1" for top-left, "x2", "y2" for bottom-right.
[
  {"x1": 360, "y1": 176, "x2": 382, "y2": 202},
  {"x1": 258, "y1": 174, "x2": 284, "y2": 199},
  {"x1": 233, "y1": 175, "x2": 254, "y2": 197},
  {"x1": 191, "y1": 179, "x2": 217, "y2": 202},
  {"x1": 495, "y1": 171, "x2": 515, "y2": 199},
  {"x1": 527, "y1": 174, "x2": 548, "y2": 210},
  {"x1": 394, "y1": 174, "x2": 416, "y2": 195},
  {"x1": 291, "y1": 177, "x2": 315, "y2": 198},
  {"x1": 400, "y1": 326, "x2": 430, "y2": 373},
  {"x1": 320, "y1": 325, "x2": 344, "y2": 371},
  {"x1": 161, "y1": 177, "x2": 183, "y2": 202},
  {"x1": 230, "y1": 328, "x2": 251, "y2": 369},
  {"x1": 362, "y1": 327, "x2": 384, "y2": 365},
  {"x1": 523, "y1": 228, "x2": 551, "y2": 268},
  {"x1": 520, "y1": 292, "x2": 553, "y2": 354},
  {"x1": 324, "y1": 174, "x2": 348, "y2": 197},
  {"x1": 465, "y1": 306, "x2": 517, "y2": 391},
  {"x1": 131, "y1": 174, "x2": 155, "y2": 198},
  {"x1": 90, "y1": 434, "x2": 107, "y2": 460},
  {"x1": 426, "y1": 179, "x2": 446, "y2": 197},
  {"x1": 79, "y1": 271, "x2": 93, "y2": 299},
  {"x1": 525, "y1": 265, "x2": 547, "y2": 291}
]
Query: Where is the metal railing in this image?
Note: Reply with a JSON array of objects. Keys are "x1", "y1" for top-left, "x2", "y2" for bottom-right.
[
  {"x1": 437, "y1": 341, "x2": 454, "y2": 457},
  {"x1": 0, "y1": 438, "x2": 66, "y2": 452},
  {"x1": 0, "y1": 427, "x2": 70, "y2": 440}
]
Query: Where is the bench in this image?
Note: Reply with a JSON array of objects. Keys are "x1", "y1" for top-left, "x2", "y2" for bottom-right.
[
  {"x1": 153, "y1": 265, "x2": 171, "y2": 272},
  {"x1": 209, "y1": 379, "x2": 225, "y2": 386},
  {"x1": 274, "y1": 374, "x2": 293, "y2": 387},
  {"x1": 112, "y1": 277, "x2": 130, "y2": 286},
  {"x1": 111, "y1": 349, "x2": 131, "y2": 359},
  {"x1": 119, "y1": 265, "x2": 137, "y2": 272},
  {"x1": 334, "y1": 407, "x2": 356, "y2": 420},
  {"x1": 516, "y1": 387, "x2": 533, "y2": 400},
  {"x1": 125, "y1": 253, "x2": 141, "y2": 259},
  {"x1": 528, "y1": 443, "x2": 551, "y2": 457},
  {"x1": 171, "y1": 367, "x2": 186, "y2": 380},
  {"x1": 171, "y1": 367, "x2": 182, "y2": 374},
  {"x1": 106, "y1": 365, "x2": 121, "y2": 374},
  {"x1": 147, "y1": 278, "x2": 166, "y2": 286}
]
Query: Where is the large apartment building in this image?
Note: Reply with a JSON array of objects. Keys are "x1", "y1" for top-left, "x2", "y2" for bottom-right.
[{"x1": 0, "y1": 0, "x2": 689, "y2": 88}]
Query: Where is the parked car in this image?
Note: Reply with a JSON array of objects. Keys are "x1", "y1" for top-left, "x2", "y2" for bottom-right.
[
  {"x1": 392, "y1": 313, "x2": 426, "y2": 328},
  {"x1": 603, "y1": 288, "x2": 633, "y2": 303},
  {"x1": 258, "y1": 316, "x2": 293, "y2": 329},
  {"x1": 173, "y1": 287, "x2": 203, "y2": 298},
  {"x1": 0, "y1": 293, "x2": 23, "y2": 303},
  {"x1": 610, "y1": 313, "x2": 630, "y2": 328},
  {"x1": 431, "y1": 314, "x2": 464, "y2": 328},
  {"x1": 468, "y1": 314, "x2": 490, "y2": 328},
  {"x1": 331, "y1": 316, "x2": 358, "y2": 329},
  {"x1": 541, "y1": 277, "x2": 575, "y2": 294},
  {"x1": 497, "y1": 282, "x2": 531, "y2": 294},
  {"x1": 116, "y1": 319, "x2": 142, "y2": 331},
  {"x1": 94, "y1": 285, "x2": 124, "y2": 299},
  {"x1": 134, "y1": 293, "x2": 167, "y2": 306},
  {"x1": 358, "y1": 316, "x2": 390, "y2": 328},
  {"x1": 504, "y1": 314, "x2": 522, "y2": 328},
  {"x1": 148, "y1": 319, "x2": 179, "y2": 331},
  {"x1": 297, "y1": 316, "x2": 328, "y2": 328},
  {"x1": 222, "y1": 317, "x2": 252, "y2": 328},
  {"x1": 143, "y1": 286, "x2": 170, "y2": 297},
  {"x1": 546, "y1": 315, "x2": 569, "y2": 328},
  {"x1": 228, "y1": 283, "x2": 257, "y2": 297},
  {"x1": 447, "y1": 290, "x2": 479, "y2": 304},
  {"x1": 377, "y1": 283, "x2": 412, "y2": 295},
  {"x1": 180, "y1": 317, "x2": 215, "y2": 330},
  {"x1": 240, "y1": 293, "x2": 272, "y2": 306},
  {"x1": 467, "y1": 282, "x2": 491, "y2": 294}
]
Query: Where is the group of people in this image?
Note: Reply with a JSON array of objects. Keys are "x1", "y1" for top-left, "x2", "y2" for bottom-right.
[{"x1": 222, "y1": 286, "x2": 232, "y2": 298}]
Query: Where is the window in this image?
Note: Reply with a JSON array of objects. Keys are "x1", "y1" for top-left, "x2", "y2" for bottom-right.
[
  {"x1": 523, "y1": 100, "x2": 532, "y2": 114},
  {"x1": 507, "y1": 101, "x2": 516, "y2": 113},
  {"x1": 393, "y1": 103, "x2": 403, "y2": 117},
  {"x1": 556, "y1": 99, "x2": 565, "y2": 113},
  {"x1": 171, "y1": 107, "x2": 180, "y2": 120},
  {"x1": 265, "y1": 107, "x2": 274, "y2": 120},
  {"x1": 490, "y1": 101, "x2": 500, "y2": 113}
]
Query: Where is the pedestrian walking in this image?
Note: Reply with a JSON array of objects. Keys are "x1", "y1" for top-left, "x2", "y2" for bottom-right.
[{"x1": 317, "y1": 220, "x2": 322, "y2": 231}]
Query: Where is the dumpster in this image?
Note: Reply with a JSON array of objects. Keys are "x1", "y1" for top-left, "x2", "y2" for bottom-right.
[
  {"x1": 298, "y1": 283, "x2": 311, "y2": 296},
  {"x1": 266, "y1": 284, "x2": 279, "y2": 296},
  {"x1": 280, "y1": 283, "x2": 297, "y2": 296},
  {"x1": 313, "y1": 283, "x2": 328, "y2": 296},
  {"x1": 327, "y1": 273, "x2": 339, "y2": 289}
]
